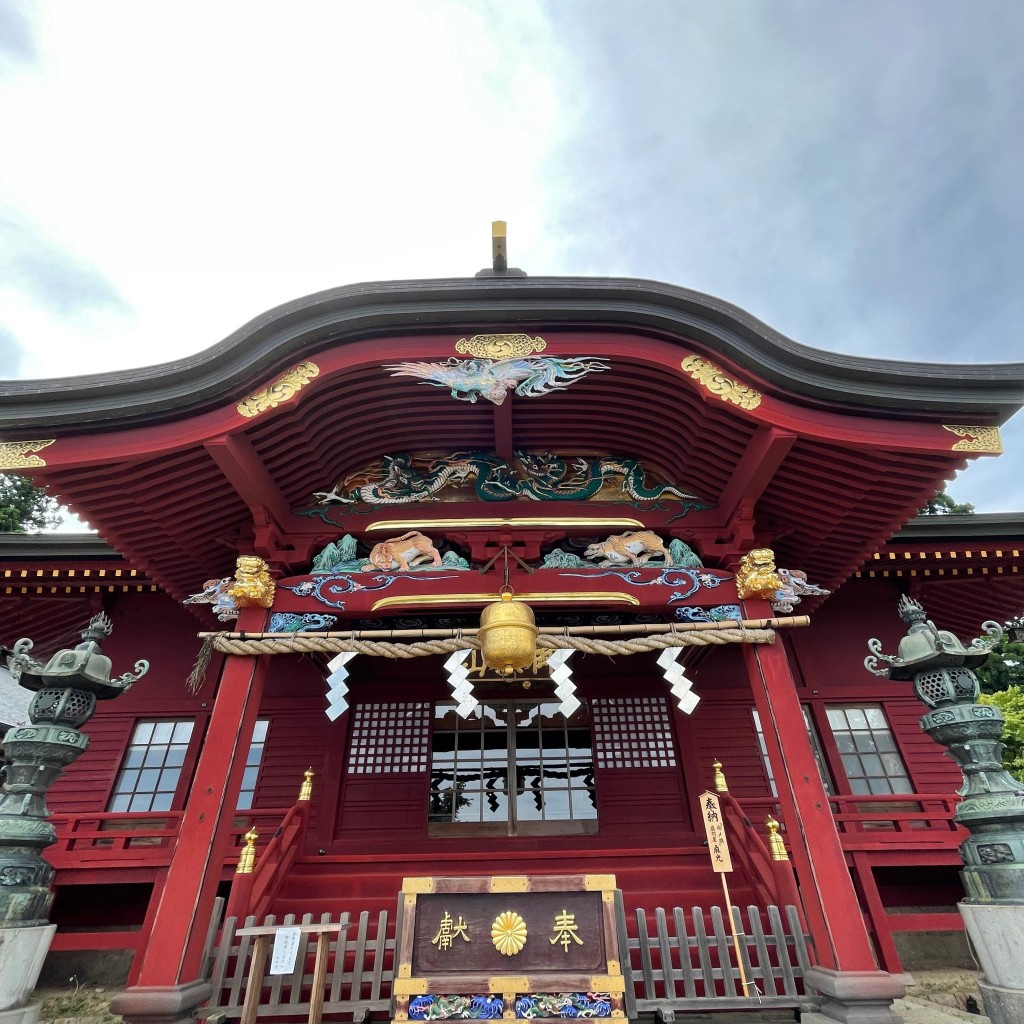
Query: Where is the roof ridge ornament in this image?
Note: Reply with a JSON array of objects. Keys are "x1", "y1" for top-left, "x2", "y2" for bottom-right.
[{"x1": 474, "y1": 220, "x2": 527, "y2": 278}]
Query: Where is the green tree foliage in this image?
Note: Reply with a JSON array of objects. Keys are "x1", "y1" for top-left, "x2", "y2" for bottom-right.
[
  {"x1": 978, "y1": 685, "x2": 1024, "y2": 778},
  {"x1": 918, "y1": 490, "x2": 976, "y2": 515},
  {"x1": 976, "y1": 618, "x2": 1024, "y2": 694},
  {"x1": 0, "y1": 473, "x2": 62, "y2": 533}
]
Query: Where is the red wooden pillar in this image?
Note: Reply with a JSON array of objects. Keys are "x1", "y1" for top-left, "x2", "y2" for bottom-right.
[
  {"x1": 742, "y1": 639, "x2": 878, "y2": 972},
  {"x1": 126, "y1": 607, "x2": 271, "y2": 989}
]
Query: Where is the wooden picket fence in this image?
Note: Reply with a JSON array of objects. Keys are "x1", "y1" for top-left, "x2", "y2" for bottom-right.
[
  {"x1": 199, "y1": 902, "x2": 815, "y2": 1022},
  {"x1": 624, "y1": 904, "x2": 816, "y2": 1018}
]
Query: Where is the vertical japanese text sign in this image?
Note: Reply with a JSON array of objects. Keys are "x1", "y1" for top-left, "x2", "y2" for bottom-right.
[{"x1": 700, "y1": 792, "x2": 733, "y2": 874}]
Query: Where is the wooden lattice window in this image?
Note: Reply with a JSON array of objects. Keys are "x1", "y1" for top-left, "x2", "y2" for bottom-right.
[
  {"x1": 591, "y1": 696, "x2": 677, "y2": 769},
  {"x1": 346, "y1": 702, "x2": 430, "y2": 774}
]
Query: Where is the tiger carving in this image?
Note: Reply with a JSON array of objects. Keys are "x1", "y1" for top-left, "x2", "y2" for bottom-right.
[
  {"x1": 362, "y1": 531, "x2": 443, "y2": 572},
  {"x1": 584, "y1": 530, "x2": 673, "y2": 567}
]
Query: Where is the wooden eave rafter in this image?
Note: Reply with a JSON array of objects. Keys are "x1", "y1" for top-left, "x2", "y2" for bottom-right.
[{"x1": 856, "y1": 517, "x2": 1024, "y2": 636}]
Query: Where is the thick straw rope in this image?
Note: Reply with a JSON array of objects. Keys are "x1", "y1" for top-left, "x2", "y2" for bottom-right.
[
  {"x1": 207, "y1": 627, "x2": 773, "y2": 658},
  {"x1": 187, "y1": 619, "x2": 797, "y2": 692}
]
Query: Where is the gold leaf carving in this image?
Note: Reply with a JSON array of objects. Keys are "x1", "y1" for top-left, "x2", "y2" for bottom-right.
[
  {"x1": 680, "y1": 355, "x2": 762, "y2": 410},
  {"x1": 456, "y1": 334, "x2": 547, "y2": 358},
  {"x1": 0, "y1": 440, "x2": 55, "y2": 470},
  {"x1": 237, "y1": 361, "x2": 320, "y2": 418},
  {"x1": 943, "y1": 424, "x2": 1003, "y2": 454}
]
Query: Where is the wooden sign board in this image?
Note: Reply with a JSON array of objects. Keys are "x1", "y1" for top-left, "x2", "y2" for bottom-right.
[
  {"x1": 394, "y1": 874, "x2": 625, "y2": 1022},
  {"x1": 700, "y1": 791, "x2": 733, "y2": 873}
]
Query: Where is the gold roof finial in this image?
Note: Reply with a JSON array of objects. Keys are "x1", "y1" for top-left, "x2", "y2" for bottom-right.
[
  {"x1": 236, "y1": 828, "x2": 258, "y2": 874},
  {"x1": 299, "y1": 767, "x2": 314, "y2": 802},
  {"x1": 492, "y1": 220, "x2": 507, "y2": 272},
  {"x1": 765, "y1": 815, "x2": 789, "y2": 861},
  {"x1": 712, "y1": 759, "x2": 728, "y2": 793}
]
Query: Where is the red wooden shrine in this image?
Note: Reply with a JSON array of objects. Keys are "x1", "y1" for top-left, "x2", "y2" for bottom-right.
[{"x1": 2, "y1": 274, "x2": 1023, "y2": 1006}]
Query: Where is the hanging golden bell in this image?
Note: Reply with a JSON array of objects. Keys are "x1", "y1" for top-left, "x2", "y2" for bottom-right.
[{"x1": 478, "y1": 590, "x2": 538, "y2": 676}]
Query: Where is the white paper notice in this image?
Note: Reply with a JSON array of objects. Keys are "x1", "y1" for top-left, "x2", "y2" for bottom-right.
[{"x1": 269, "y1": 926, "x2": 302, "y2": 975}]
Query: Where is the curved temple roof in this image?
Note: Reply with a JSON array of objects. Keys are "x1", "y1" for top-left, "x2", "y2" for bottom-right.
[
  {"x1": 1, "y1": 275, "x2": 1022, "y2": 614},
  {"x1": 2, "y1": 276, "x2": 1023, "y2": 431}
]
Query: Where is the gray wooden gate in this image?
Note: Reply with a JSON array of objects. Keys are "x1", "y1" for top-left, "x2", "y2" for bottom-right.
[
  {"x1": 203, "y1": 910, "x2": 393, "y2": 1024},
  {"x1": 624, "y1": 904, "x2": 817, "y2": 1019}
]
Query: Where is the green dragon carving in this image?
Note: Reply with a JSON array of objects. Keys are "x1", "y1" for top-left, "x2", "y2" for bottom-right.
[{"x1": 312, "y1": 451, "x2": 712, "y2": 512}]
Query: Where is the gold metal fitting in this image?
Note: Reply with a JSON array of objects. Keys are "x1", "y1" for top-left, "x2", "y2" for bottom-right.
[
  {"x1": 236, "y1": 828, "x2": 258, "y2": 874},
  {"x1": 712, "y1": 759, "x2": 728, "y2": 793},
  {"x1": 299, "y1": 767, "x2": 314, "y2": 801},
  {"x1": 765, "y1": 814, "x2": 789, "y2": 861}
]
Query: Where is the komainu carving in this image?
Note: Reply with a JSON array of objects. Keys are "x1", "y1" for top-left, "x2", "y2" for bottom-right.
[{"x1": 735, "y1": 548, "x2": 783, "y2": 600}]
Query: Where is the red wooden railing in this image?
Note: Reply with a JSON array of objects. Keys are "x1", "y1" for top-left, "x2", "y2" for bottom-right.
[
  {"x1": 737, "y1": 793, "x2": 965, "y2": 850},
  {"x1": 717, "y1": 791, "x2": 805, "y2": 931},
  {"x1": 231, "y1": 798, "x2": 313, "y2": 921},
  {"x1": 47, "y1": 807, "x2": 294, "y2": 868}
]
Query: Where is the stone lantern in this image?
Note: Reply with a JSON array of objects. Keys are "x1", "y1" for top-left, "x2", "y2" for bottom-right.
[
  {"x1": 866, "y1": 596, "x2": 1024, "y2": 1024},
  {"x1": 0, "y1": 613, "x2": 148, "y2": 1024}
]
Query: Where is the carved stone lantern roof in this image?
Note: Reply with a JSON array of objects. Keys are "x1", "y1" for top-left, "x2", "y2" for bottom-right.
[{"x1": 7, "y1": 613, "x2": 148, "y2": 698}]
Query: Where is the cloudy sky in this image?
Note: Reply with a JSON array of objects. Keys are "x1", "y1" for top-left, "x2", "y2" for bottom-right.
[{"x1": 2, "y1": 1, "x2": 1023, "y2": 512}]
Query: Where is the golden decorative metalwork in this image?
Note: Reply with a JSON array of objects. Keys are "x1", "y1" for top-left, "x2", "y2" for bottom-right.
[
  {"x1": 227, "y1": 555, "x2": 275, "y2": 608},
  {"x1": 490, "y1": 876, "x2": 529, "y2": 892},
  {"x1": 0, "y1": 439, "x2": 55, "y2": 469},
  {"x1": 237, "y1": 360, "x2": 319, "y2": 418},
  {"x1": 942, "y1": 424, "x2": 1003, "y2": 453},
  {"x1": 680, "y1": 354, "x2": 762, "y2": 410},
  {"x1": 402, "y1": 877, "x2": 435, "y2": 893},
  {"x1": 479, "y1": 593, "x2": 538, "y2": 676},
  {"x1": 713, "y1": 759, "x2": 729, "y2": 793},
  {"x1": 590, "y1": 976, "x2": 627, "y2": 995},
  {"x1": 491, "y1": 911, "x2": 528, "y2": 956},
  {"x1": 765, "y1": 814, "x2": 789, "y2": 861},
  {"x1": 394, "y1": 978, "x2": 429, "y2": 996},
  {"x1": 456, "y1": 334, "x2": 547, "y2": 358},
  {"x1": 736, "y1": 548, "x2": 783, "y2": 600},
  {"x1": 236, "y1": 828, "x2": 258, "y2": 874},
  {"x1": 298, "y1": 768, "x2": 314, "y2": 801},
  {"x1": 488, "y1": 977, "x2": 529, "y2": 994},
  {"x1": 367, "y1": 516, "x2": 645, "y2": 532},
  {"x1": 371, "y1": 591, "x2": 640, "y2": 612},
  {"x1": 584, "y1": 874, "x2": 617, "y2": 891}
]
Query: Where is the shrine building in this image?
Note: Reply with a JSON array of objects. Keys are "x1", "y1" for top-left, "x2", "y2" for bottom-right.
[{"x1": 2, "y1": 257, "x2": 1023, "y2": 1022}]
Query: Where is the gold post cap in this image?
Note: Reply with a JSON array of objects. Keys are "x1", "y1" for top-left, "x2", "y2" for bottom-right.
[
  {"x1": 236, "y1": 828, "x2": 259, "y2": 874},
  {"x1": 765, "y1": 814, "x2": 789, "y2": 861},
  {"x1": 712, "y1": 759, "x2": 728, "y2": 792},
  {"x1": 299, "y1": 767, "x2": 314, "y2": 801}
]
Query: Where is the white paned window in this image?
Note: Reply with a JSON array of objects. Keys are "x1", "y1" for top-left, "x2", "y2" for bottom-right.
[
  {"x1": 826, "y1": 705, "x2": 912, "y2": 795},
  {"x1": 237, "y1": 719, "x2": 269, "y2": 810},
  {"x1": 428, "y1": 701, "x2": 596, "y2": 829},
  {"x1": 752, "y1": 707, "x2": 833, "y2": 796},
  {"x1": 108, "y1": 720, "x2": 194, "y2": 812}
]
